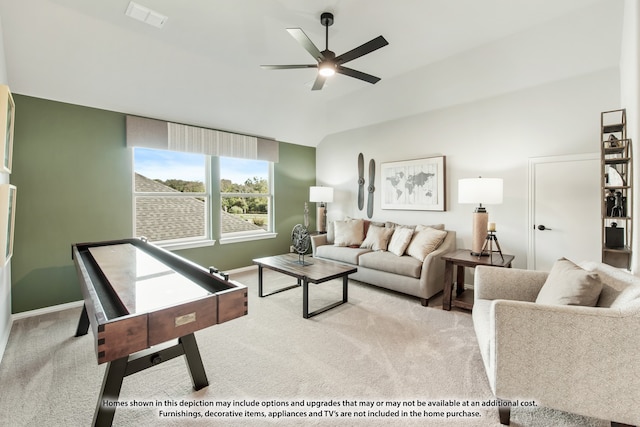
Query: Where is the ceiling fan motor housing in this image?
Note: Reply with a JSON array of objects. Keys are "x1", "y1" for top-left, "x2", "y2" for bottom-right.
[{"x1": 320, "y1": 12, "x2": 334, "y2": 27}]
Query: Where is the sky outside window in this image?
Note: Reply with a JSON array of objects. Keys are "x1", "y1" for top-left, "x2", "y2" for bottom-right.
[
  {"x1": 134, "y1": 148, "x2": 205, "y2": 182},
  {"x1": 134, "y1": 148, "x2": 267, "y2": 184},
  {"x1": 220, "y1": 157, "x2": 268, "y2": 185}
]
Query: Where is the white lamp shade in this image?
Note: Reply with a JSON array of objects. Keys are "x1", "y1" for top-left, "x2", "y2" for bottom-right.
[
  {"x1": 458, "y1": 178, "x2": 503, "y2": 205},
  {"x1": 309, "y1": 186, "x2": 334, "y2": 203}
]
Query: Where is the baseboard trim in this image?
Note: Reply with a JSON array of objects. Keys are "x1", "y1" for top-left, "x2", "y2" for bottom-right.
[
  {"x1": 12, "y1": 300, "x2": 84, "y2": 321},
  {"x1": 228, "y1": 265, "x2": 257, "y2": 275}
]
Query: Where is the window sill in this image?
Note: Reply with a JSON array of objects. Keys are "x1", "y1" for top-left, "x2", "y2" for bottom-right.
[
  {"x1": 156, "y1": 239, "x2": 216, "y2": 251},
  {"x1": 220, "y1": 232, "x2": 278, "y2": 245}
]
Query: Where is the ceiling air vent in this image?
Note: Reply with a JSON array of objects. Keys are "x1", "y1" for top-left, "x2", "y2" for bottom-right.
[{"x1": 125, "y1": 1, "x2": 168, "y2": 29}]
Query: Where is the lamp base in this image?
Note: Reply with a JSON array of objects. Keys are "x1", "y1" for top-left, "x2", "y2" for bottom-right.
[
  {"x1": 316, "y1": 205, "x2": 327, "y2": 233},
  {"x1": 471, "y1": 211, "x2": 489, "y2": 256}
]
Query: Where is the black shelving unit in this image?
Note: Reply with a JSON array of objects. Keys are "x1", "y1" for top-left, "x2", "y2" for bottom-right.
[{"x1": 601, "y1": 109, "x2": 633, "y2": 269}]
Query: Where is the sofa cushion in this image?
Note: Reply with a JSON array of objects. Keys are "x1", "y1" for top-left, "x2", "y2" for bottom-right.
[
  {"x1": 385, "y1": 221, "x2": 416, "y2": 231},
  {"x1": 360, "y1": 224, "x2": 394, "y2": 251},
  {"x1": 316, "y1": 245, "x2": 371, "y2": 265},
  {"x1": 334, "y1": 218, "x2": 365, "y2": 247},
  {"x1": 359, "y1": 251, "x2": 422, "y2": 278},
  {"x1": 415, "y1": 223, "x2": 445, "y2": 231},
  {"x1": 406, "y1": 227, "x2": 447, "y2": 261},
  {"x1": 388, "y1": 227, "x2": 414, "y2": 256},
  {"x1": 386, "y1": 221, "x2": 445, "y2": 231},
  {"x1": 535, "y1": 258, "x2": 603, "y2": 306}
]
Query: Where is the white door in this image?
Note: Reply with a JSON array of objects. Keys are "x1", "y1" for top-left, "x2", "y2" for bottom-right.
[{"x1": 528, "y1": 154, "x2": 601, "y2": 271}]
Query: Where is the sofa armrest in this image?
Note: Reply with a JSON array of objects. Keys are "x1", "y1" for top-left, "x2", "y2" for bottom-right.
[
  {"x1": 310, "y1": 234, "x2": 328, "y2": 257},
  {"x1": 420, "y1": 230, "x2": 456, "y2": 296},
  {"x1": 490, "y1": 300, "x2": 640, "y2": 423},
  {"x1": 474, "y1": 266, "x2": 548, "y2": 302}
]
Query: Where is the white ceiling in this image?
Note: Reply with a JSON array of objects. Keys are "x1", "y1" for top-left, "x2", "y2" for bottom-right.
[{"x1": 0, "y1": 0, "x2": 623, "y2": 146}]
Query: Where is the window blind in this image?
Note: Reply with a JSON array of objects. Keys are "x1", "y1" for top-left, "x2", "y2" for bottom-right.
[{"x1": 126, "y1": 115, "x2": 279, "y2": 162}]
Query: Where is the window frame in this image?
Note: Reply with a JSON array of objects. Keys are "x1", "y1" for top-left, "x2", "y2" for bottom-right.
[
  {"x1": 132, "y1": 148, "x2": 214, "y2": 250},
  {"x1": 219, "y1": 160, "x2": 276, "y2": 244},
  {"x1": 132, "y1": 150, "x2": 277, "y2": 249}
]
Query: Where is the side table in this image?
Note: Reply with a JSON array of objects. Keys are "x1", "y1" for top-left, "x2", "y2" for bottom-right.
[{"x1": 441, "y1": 249, "x2": 515, "y2": 311}]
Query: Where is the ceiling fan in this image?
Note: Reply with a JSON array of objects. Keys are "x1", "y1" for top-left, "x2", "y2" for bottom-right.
[{"x1": 261, "y1": 12, "x2": 389, "y2": 91}]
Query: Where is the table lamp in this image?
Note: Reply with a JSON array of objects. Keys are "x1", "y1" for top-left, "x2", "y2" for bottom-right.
[
  {"x1": 458, "y1": 177, "x2": 503, "y2": 256},
  {"x1": 309, "y1": 186, "x2": 334, "y2": 233}
]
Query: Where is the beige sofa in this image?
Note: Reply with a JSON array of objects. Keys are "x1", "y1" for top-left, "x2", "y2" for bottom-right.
[
  {"x1": 310, "y1": 218, "x2": 456, "y2": 306},
  {"x1": 472, "y1": 260, "x2": 640, "y2": 426}
]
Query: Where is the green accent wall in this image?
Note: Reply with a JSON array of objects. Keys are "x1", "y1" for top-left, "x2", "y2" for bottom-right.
[{"x1": 11, "y1": 95, "x2": 316, "y2": 313}]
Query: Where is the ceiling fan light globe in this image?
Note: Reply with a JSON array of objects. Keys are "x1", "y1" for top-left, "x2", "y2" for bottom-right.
[{"x1": 318, "y1": 65, "x2": 335, "y2": 77}]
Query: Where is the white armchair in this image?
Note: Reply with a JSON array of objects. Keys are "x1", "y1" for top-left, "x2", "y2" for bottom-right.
[{"x1": 472, "y1": 262, "x2": 640, "y2": 426}]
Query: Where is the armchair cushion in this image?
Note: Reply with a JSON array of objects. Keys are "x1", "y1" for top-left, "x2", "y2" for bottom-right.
[
  {"x1": 582, "y1": 260, "x2": 640, "y2": 308},
  {"x1": 535, "y1": 258, "x2": 602, "y2": 307}
]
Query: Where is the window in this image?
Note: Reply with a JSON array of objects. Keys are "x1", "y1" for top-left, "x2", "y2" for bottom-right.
[
  {"x1": 133, "y1": 148, "x2": 274, "y2": 247},
  {"x1": 133, "y1": 148, "x2": 210, "y2": 246},
  {"x1": 220, "y1": 157, "x2": 273, "y2": 241}
]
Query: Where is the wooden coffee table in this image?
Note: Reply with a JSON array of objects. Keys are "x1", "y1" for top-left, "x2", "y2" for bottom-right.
[
  {"x1": 441, "y1": 249, "x2": 515, "y2": 311},
  {"x1": 253, "y1": 254, "x2": 357, "y2": 318}
]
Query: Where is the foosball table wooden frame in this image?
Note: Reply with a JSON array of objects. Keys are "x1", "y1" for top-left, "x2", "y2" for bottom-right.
[{"x1": 72, "y1": 238, "x2": 247, "y2": 427}]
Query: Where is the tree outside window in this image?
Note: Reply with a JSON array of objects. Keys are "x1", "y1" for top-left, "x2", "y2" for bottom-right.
[{"x1": 220, "y1": 158, "x2": 272, "y2": 236}]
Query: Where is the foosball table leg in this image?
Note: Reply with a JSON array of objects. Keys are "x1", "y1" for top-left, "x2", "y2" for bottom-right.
[{"x1": 180, "y1": 333, "x2": 209, "y2": 390}]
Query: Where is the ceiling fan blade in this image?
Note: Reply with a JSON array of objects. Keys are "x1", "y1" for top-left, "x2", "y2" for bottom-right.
[
  {"x1": 337, "y1": 66, "x2": 381, "y2": 84},
  {"x1": 286, "y1": 28, "x2": 325, "y2": 62},
  {"x1": 311, "y1": 74, "x2": 327, "y2": 91},
  {"x1": 260, "y1": 64, "x2": 317, "y2": 70},
  {"x1": 335, "y1": 35, "x2": 388, "y2": 64}
]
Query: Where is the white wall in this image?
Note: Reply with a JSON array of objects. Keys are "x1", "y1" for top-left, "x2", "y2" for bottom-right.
[
  {"x1": 317, "y1": 68, "x2": 620, "y2": 270},
  {"x1": 324, "y1": 0, "x2": 623, "y2": 140},
  {"x1": 621, "y1": 0, "x2": 640, "y2": 273},
  {"x1": 316, "y1": 2, "x2": 625, "y2": 272},
  {"x1": 0, "y1": 14, "x2": 10, "y2": 362}
]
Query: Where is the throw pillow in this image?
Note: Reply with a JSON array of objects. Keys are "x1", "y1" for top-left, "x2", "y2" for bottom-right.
[
  {"x1": 406, "y1": 227, "x2": 447, "y2": 261},
  {"x1": 333, "y1": 219, "x2": 365, "y2": 247},
  {"x1": 360, "y1": 225, "x2": 394, "y2": 251},
  {"x1": 388, "y1": 227, "x2": 414, "y2": 256},
  {"x1": 535, "y1": 258, "x2": 603, "y2": 306}
]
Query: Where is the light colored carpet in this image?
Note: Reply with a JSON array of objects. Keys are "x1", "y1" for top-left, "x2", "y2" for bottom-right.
[{"x1": 0, "y1": 267, "x2": 609, "y2": 426}]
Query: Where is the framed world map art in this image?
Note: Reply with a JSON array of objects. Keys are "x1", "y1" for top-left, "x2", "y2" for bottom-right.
[{"x1": 381, "y1": 156, "x2": 446, "y2": 211}]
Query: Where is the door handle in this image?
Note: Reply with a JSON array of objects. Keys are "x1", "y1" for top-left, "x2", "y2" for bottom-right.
[{"x1": 537, "y1": 225, "x2": 552, "y2": 231}]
